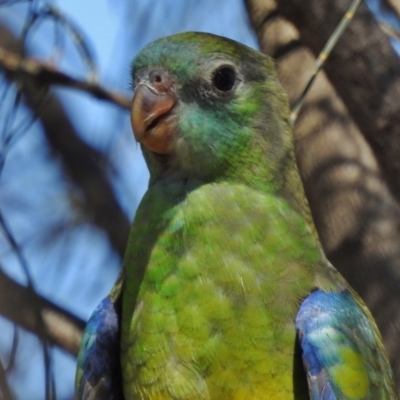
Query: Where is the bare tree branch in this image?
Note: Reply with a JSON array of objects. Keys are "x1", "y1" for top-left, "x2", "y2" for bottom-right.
[
  {"x1": 0, "y1": 356, "x2": 14, "y2": 400},
  {"x1": 0, "y1": 46, "x2": 131, "y2": 110},
  {"x1": 0, "y1": 269, "x2": 85, "y2": 356}
]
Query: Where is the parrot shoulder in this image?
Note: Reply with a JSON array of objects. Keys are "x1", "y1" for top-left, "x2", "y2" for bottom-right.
[
  {"x1": 296, "y1": 289, "x2": 397, "y2": 399},
  {"x1": 75, "y1": 275, "x2": 124, "y2": 400}
]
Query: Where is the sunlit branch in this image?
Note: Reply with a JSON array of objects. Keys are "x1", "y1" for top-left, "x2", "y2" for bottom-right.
[
  {"x1": 0, "y1": 269, "x2": 85, "y2": 356},
  {"x1": 0, "y1": 46, "x2": 131, "y2": 109}
]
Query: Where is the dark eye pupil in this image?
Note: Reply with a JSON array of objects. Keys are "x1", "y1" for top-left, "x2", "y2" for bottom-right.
[{"x1": 213, "y1": 67, "x2": 236, "y2": 92}]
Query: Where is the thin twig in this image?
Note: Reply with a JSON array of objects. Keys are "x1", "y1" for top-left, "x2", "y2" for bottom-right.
[
  {"x1": 20, "y1": 4, "x2": 98, "y2": 82},
  {"x1": 290, "y1": 0, "x2": 363, "y2": 122},
  {"x1": 0, "y1": 358, "x2": 14, "y2": 400},
  {"x1": 380, "y1": 21, "x2": 400, "y2": 41}
]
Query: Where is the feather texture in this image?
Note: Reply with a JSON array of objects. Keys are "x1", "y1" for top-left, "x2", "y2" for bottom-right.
[
  {"x1": 75, "y1": 280, "x2": 123, "y2": 400},
  {"x1": 297, "y1": 290, "x2": 395, "y2": 399}
]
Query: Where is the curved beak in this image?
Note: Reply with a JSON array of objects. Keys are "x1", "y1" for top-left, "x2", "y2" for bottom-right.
[{"x1": 131, "y1": 83, "x2": 177, "y2": 154}]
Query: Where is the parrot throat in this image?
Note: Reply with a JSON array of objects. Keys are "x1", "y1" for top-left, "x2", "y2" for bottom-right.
[
  {"x1": 142, "y1": 134, "x2": 311, "y2": 225},
  {"x1": 141, "y1": 149, "x2": 171, "y2": 186}
]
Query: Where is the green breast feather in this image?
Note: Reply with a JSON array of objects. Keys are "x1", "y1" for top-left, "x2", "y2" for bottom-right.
[{"x1": 122, "y1": 179, "x2": 318, "y2": 399}]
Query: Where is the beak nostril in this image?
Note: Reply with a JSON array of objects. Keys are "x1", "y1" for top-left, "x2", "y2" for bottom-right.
[
  {"x1": 148, "y1": 69, "x2": 174, "y2": 92},
  {"x1": 150, "y1": 70, "x2": 163, "y2": 84}
]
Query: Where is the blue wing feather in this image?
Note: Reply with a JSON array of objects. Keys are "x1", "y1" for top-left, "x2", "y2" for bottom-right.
[
  {"x1": 75, "y1": 295, "x2": 123, "y2": 400},
  {"x1": 296, "y1": 289, "x2": 396, "y2": 400}
]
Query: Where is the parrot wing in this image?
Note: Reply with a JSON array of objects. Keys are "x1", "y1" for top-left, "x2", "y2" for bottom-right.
[
  {"x1": 75, "y1": 276, "x2": 123, "y2": 400},
  {"x1": 296, "y1": 289, "x2": 396, "y2": 399}
]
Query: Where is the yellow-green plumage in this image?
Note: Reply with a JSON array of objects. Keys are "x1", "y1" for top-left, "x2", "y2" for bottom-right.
[
  {"x1": 117, "y1": 32, "x2": 397, "y2": 399},
  {"x1": 122, "y1": 180, "x2": 316, "y2": 399}
]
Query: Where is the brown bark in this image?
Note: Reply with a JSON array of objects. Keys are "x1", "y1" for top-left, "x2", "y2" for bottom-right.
[
  {"x1": 277, "y1": 0, "x2": 400, "y2": 207},
  {"x1": 246, "y1": 0, "x2": 400, "y2": 389}
]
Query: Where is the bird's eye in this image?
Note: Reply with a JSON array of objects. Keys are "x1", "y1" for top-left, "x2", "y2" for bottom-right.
[{"x1": 212, "y1": 66, "x2": 236, "y2": 92}]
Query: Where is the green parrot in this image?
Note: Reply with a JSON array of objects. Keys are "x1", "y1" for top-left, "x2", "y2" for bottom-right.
[{"x1": 75, "y1": 32, "x2": 397, "y2": 400}]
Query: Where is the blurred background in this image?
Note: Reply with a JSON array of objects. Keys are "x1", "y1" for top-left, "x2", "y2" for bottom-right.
[{"x1": 1, "y1": 0, "x2": 400, "y2": 399}]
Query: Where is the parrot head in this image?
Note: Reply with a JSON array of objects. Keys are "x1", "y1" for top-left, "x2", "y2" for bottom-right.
[{"x1": 131, "y1": 32, "x2": 298, "y2": 201}]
